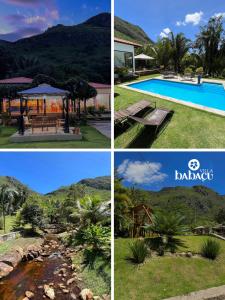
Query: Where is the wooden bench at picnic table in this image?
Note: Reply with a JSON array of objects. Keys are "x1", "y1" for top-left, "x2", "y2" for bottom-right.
[{"x1": 31, "y1": 116, "x2": 61, "y2": 133}]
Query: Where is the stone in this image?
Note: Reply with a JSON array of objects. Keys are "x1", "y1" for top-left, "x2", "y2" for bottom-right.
[
  {"x1": 15, "y1": 246, "x2": 24, "y2": 258},
  {"x1": 0, "y1": 252, "x2": 21, "y2": 268},
  {"x1": 67, "y1": 278, "x2": 75, "y2": 285},
  {"x1": 80, "y1": 289, "x2": 94, "y2": 300},
  {"x1": 25, "y1": 291, "x2": 34, "y2": 298},
  {"x1": 35, "y1": 257, "x2": 43, "y2": 262},
  {"x1": 44, "y1": 284, "x2": 55, "y2": 300},
  {"x1": 0, "y1": 262, "x2": 13, "y2": 278},
  {"x1": 186, "y1": 252, "x2": 193, "y2": 258}
]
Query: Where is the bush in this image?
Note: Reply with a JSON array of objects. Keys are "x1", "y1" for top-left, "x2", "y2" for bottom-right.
[
  {"x1": 196, "y1": 67, "x2": 204, "y2": 75},
  {"x1": 98, "y1": 105, "x2": 106, "y2": 112},
  {"x1": 201, "y1": 239, "x2": 221, "y2": 260},
  {"x1": 184, "y1": 67, "x2": 193, "y2": 74},
  {"x1": 129, "y1": 239, "x2": 149, "y2": 264}
]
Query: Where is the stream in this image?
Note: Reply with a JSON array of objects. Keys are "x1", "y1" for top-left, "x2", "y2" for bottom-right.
[{"x1": 0, "y1": 234, "x2": 81, "y2": 300}]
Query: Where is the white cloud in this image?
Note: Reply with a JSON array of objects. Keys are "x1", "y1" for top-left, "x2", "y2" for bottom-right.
[
  {"x1": 117, "y1": 160, "x2": 167, "y2": 185},
  {"x1": 213, "y1": 12, "x2": 225, "y2": 18},
  {"x1": 159, "y1": 27, "x2": 171, "y2": 38},
  {"x1": 176, "y1": 11, "x2": 203, "y2": 26}
]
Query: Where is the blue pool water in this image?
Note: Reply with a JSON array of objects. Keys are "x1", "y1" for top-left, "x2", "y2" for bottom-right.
[{"x1": 128, "y1": 79, "x2": 225, "y2": 112}]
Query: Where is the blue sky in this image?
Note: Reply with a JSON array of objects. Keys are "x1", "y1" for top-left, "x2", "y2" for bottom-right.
[
  {"x1": 115, "y1": 152, "x2": 225, "y2": 194},
  {"x1": 0, "y1": 0, "x2": 110, "y2": 41},
  {"x1": 115, "y1": 0, "x2": 225, "y2": 41},
  {"x1": 0, "y1": 152, "x2": 111, "y2": 194}
]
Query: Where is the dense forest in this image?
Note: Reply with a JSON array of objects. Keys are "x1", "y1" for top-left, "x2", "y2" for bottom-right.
[{"x1": 0, "y1": 13, "x2": 111, "y2": 84}]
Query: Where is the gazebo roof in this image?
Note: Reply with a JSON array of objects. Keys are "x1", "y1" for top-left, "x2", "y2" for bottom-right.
[
  {"x1": 135, "y1": 53, "x2": 154, "y2": 60},
  {"x1": 18, "y1": 83, "x2": 69, "y2": 96}
]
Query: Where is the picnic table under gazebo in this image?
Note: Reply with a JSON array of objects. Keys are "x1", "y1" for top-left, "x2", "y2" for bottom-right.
[
  {"x1": 9, "y1": 83, "x2": 82, "y2": 142},
  {"x1": 17, "y1": 83, "x2": 70, "y2": 134}
]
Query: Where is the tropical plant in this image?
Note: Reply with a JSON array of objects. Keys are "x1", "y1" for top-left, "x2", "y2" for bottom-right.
[
  {"x1": 71, "y1": 194, "x2": 109, "y2": 227},
  {"x1": 20, "y1": 202, "x2": 45, "y2": 231},
  {"x1": 201, "y1": 239, "x2": 221, "y2": 260},
  {"x1": 114, "y1": 178, "x2": 133, "y2": 237},
  {"x1": 145, "y1": 212, "x2": 187, "y2": 255},
  {"x1": 168, "y1": 32, "x2": 190, "y2": 73},
  {"x1": 146, "y1": 212, "x2": 187, "y2": 237},
  {"x1": 195, "y1": 16, "x2": 225, "y2": 76},
  {"x1": 129, "y1": 239, "x2": 149, "y2": 264},
  {"x1": 0, "y1": 184, "x2": 18, "y2": 233},
  {"x1": 151, "y1": 38, "x2": 172, "y2": 69}
]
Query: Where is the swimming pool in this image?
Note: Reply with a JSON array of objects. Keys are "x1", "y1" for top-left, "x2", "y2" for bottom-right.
[{"x1": 127, "y1": 79, "x2": 225, "y2": 115}]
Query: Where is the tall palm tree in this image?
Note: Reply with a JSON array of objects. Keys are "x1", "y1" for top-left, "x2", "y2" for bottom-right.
[
  {"x1": 195, "y1": 16, "x2": 224, "y2": 76},
  {"x1": 151, "y1": 38, "x2": 173, "y2": 70},
  {"x1": 169, "y1": 32, "x2": 190, "y2": 73},
  {"x1": 0, "y1": 184, "x2": 18, "y2": 233}
]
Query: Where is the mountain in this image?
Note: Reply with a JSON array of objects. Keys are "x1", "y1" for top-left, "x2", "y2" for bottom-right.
[
  {"x1": 114, "y1": 16, "x2": 153, "y2": 45},
  {"x1": 0, "y1": 13, "x2": 111, "y2": 83},
  {"x1": 0, "y1": 176, "x2": 37, "y2": 195},
  {"x1": 131, "y1": 185, "x2": 225, "y2": 226},
  {"x1": 46, "y1": 176, "x2": 111, "y2": 201}
]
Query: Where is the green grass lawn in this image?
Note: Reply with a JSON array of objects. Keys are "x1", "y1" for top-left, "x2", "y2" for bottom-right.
[
  {"x1": 0, "y1": 125, "x2": 110, "y2": 148},
  {"x1": 114, "y1": 75, "x2": 225, "y2": 148},
  {"x1": 72, "y1": 251, "x2": 110, "y2": 296},
  {"x1": 115, "y1": 237, "x2": 225, "y2": 300}
]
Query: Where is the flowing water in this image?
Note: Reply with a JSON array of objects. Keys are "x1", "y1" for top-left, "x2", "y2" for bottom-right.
[{"x1": 0, "y1": 235, "x2": 81, "y2": 300}]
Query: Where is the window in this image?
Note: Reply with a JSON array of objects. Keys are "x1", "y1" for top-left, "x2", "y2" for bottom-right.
[{"x1": 114, "y1": 51, "x2": 133, "y2": 70}]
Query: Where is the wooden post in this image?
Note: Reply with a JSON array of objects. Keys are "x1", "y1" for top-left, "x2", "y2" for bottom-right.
[
  {"x1": 64, "y1": 97, "x2": 69, "y2": 133},
  {"x1": 19, "y1": 97, "x2": 24, "y2": 135},
  {"x1": 44, "y1": 98, "x2": 46, "y2": 115},
  {"x1": 37, "y1": 99, "x2": 39, "y2": 114}
]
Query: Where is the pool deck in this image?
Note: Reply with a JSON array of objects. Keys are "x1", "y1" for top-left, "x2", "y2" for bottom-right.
[{"x1": 120, "y1": 76, "x2": 225, "y2": 117}]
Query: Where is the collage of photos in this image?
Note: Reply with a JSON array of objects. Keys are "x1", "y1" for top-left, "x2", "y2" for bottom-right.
[{"x1": 0, "y1": 0, "x2": 225, "y2": 299}]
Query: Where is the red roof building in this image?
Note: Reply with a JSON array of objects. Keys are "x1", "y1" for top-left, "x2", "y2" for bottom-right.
[{"x1": 0, "y1": 77, "x2": 33, "y2": 84}]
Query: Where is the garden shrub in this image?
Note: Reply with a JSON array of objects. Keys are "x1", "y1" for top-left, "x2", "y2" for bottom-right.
[
  {"x1": 196, "y1": 67, "x2": 204, "y2": 75},
  {"x1": 184, "y1": 67, "x2": 193, "y2": 74},
  {"x1": 201, "y1": 239, "x2": 221, "y2": 260},
  {"x1": 129, "y1": 239, "x2": 149, "y2": 264}
]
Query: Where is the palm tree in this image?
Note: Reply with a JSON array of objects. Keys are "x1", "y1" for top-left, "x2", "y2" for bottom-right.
[
  {"x1": 72, "y1": 195, "x2": 109, "y2": 227},
  {"x1": 151, "y1": 38, "x2": 173, "y2": 70},
  {"x1": 145, "y1": 212, "x2": 187, "y2": 241},
  {"x1": 195, "y1": 16, "x2": 224, "y2": 76},
  {"x1": 168, "y1": 32, "x2": 190, "y2": 73},
  {"x1": 0, "y1": 184, "x2": 18, "y2": 233}
]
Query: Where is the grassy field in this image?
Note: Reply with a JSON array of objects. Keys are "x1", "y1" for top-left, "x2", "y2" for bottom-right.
[
  {"x1": 72, "y1": 251, "x2": 110, "y2": 296},
  {"x1": 115, "y1": 237, "x2": 225, "y2": 300},
  {"x1": 114, "y1": 75, "x2": 225, "y2": 148},
  {"x1": 0, "y1": 215, "x2": 16, "y2": 235},
  {"x1": 0, "y1": 125, "x2": 110, "y2": 148}
]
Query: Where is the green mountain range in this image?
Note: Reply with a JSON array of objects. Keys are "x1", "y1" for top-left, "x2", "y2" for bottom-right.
[
  {"x1": 131, "y1": 185, "x2": 225, "y2": 226},
  {"x1": 0, "y1": 175, "x2": 111, "y2": 213},
  {"x1": 0, "y1": 13, "x2": 111, "y2": 83},
  {"x1": 114, "y1": 16, "x2": 153, "y2": 45}
]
